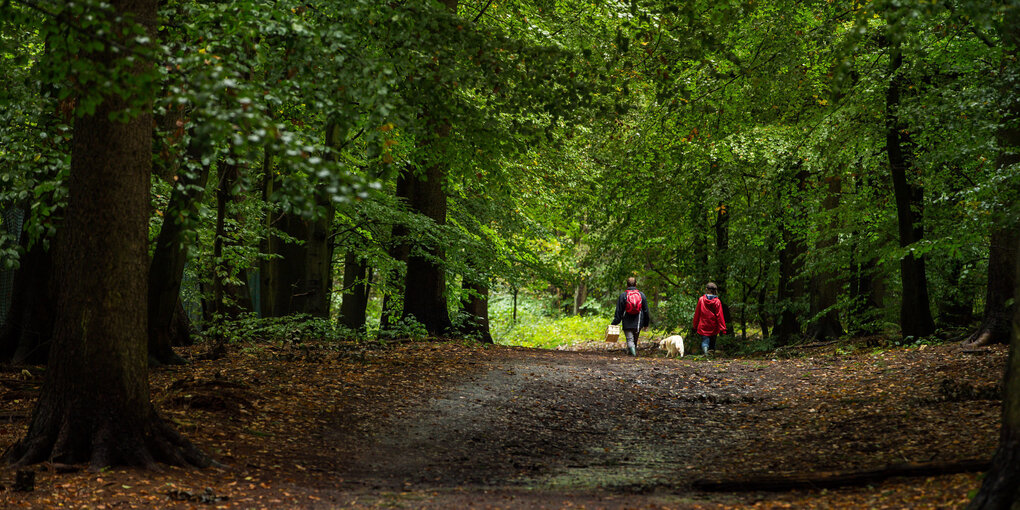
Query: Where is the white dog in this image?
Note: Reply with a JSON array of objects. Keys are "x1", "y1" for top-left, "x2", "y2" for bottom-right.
[{"x1": 658, "y1": 335, "x2": 685, "y2": 358}]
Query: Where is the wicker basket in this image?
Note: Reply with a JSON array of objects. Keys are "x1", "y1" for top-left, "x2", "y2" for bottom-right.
[{"x1": 604, "y1": 324, "x2": 621, "y2": 342}]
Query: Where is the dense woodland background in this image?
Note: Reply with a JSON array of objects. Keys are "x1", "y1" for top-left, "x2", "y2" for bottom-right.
[{"x1": 0, "y1": 0, "x2": 1019, "y2": 507}]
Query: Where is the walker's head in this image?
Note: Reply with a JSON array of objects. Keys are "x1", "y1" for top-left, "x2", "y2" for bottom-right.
[
  {"x1": 706, "y1": 282, "x2": 718, "y2": 294},
  {"x1": 627, "y1": 276, "x2": 637, "y2": 287}
]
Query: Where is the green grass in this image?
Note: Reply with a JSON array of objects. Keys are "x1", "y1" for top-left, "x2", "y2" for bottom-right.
[{"x1": 493, "y1": 314, "x2": 612, "y2": 349}]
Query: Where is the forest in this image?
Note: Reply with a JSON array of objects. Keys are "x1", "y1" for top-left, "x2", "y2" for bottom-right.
[{"x1": 1, "y1": 0, "x2": 1019, "y2": 508}]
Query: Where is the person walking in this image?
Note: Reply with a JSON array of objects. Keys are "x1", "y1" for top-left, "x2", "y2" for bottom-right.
[
  {"x1": 693, "y1": 282, "x2": 727, "y2": 355},
  {"x1": 612, "y1": 276, "x2": 651, "y2": 356}
]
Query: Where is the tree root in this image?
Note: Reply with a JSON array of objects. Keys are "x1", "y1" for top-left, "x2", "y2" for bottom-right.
[{"x1": 3, "y1": 405, "x2": 215, "y2": 471}]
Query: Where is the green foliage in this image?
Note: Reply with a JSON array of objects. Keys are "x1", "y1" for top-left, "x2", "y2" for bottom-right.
[{"x1": 202, "y1": 313, "x2": 337, "y2": 345}]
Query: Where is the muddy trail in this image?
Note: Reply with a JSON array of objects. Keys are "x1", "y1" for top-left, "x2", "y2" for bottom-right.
[{"x1": 0, "y1": 341, "x2": 1005, "y2": 508}]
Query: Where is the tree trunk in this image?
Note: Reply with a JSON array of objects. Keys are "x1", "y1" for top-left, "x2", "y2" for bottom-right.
[
  {"x1": 259, "y1": 149, "x2": 280, "y2": 318},
  {"x1": 399, "y1": 0, "x2": 457, "y2": 336},
  {"x1": 460, "y1": 276, "x2": 493, "y2": 343},
  {"x1": 774, "y1": 166, "x2": 808, "y2": 345},
  {"x1": 380, "y1": 171, "x2": 412, "y2": 332},
  {"x1": 338, "y1": 252, "x2": 371, "y2": 332},
  {"x1": 0, "y1": 239, "x2": 55, "y2": 364},
  {"x1": 573, "y1": 281, "x2": 587, "y2": 316},
  {"x1": 0, "y1": 205, "x2": 25, "y2": 329},
  {"x1": 964, "y1": 108, "x2": 1020, "y2": 346},
  {"x1": 886, "y1": 42, "x2": 936, "y2": 339},
  {"x1": 937, "y1": 257, "x2": 975, "y2": 329},
  {"x1": 714, "y1": 201, "x2": 731, "y2": 328},
  {"x1": 147, "y1": 145, "x2": 209, "y2": 366},
  {"x1": 3, "y1": 1, "x2": 209, "y2": 468},
  {"x1": 267, "y1": 210, "x2": 333, "y2": 317},
  {"x1": 806, "y1": 176, "x2": 845, "y2": 341},
  {"x1": 210, "y1": 160, "x2": 252, "y2": 321},
  {"x1": 849, "y1": 234, "x2": 883, "y2": 336},
  {"x1": 401, "y1": 159, "x2": 453, "y2": 335},
  {"x1": 966, "y1": 9, "x2": 1020, "y2": 506},
  {"x1": 967, "y1": 235, "x2": 1020, "y2": 509}
]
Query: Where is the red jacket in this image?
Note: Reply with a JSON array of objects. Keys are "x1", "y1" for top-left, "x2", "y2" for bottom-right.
[{"x1": 693, "y1": 294, "x2": 727, "y2": 336}]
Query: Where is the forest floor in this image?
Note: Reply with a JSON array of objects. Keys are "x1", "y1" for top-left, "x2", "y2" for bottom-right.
[{"x1": 0, "y1": 337, "x2": 1007, "y2": 509}]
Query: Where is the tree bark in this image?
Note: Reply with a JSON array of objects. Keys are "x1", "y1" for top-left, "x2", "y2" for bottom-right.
[
  {"x1": 147, "y1": 143, "x2": 209, "y2": 366},
  {"x1": 268, "y1": 210, "x2": 333, "y2": 317},
  {"x1": 967, "y1": 234, "x2": 1020, "y2": 509},
  {"x1": 774, "y1": 166, "x2": 808, "y2": 345},
  {"x1": 806, "y1": 176, "x2": 845, "y2": 341},
  {"x1": 713, "y1": 201, "x2": 731, "y2": 329},
  {"x1": 0, "y1": 239, "x2": 55, "y2": 365},
  {"x1": 401, "y1": 159, "x2": 453, "y2": 335},
  {"x1": 460, "y1": 276, "x2": 493, "y2": 343},
  {"x1": 885, "y1": 42, "x2": 936, "y2": 339},
  {"x1": 965, "y1": 7, "x2": 1020, "y2": 507},
  {"x1": 2, "y1": 0, "x2": 209, "y2": 468},
  {"x1": 338, "y1": 251, "x2": 371, "y2": 332}
]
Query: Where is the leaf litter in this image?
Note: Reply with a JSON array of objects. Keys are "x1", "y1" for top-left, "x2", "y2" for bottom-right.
[{"x1": 0, "y1": 340, "x2": 1005, "y2": 508}]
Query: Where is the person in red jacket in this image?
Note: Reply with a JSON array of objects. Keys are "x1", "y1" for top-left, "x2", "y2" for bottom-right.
[{"x1": 693, "y1": 282, "x2": 727, "y2": 355}]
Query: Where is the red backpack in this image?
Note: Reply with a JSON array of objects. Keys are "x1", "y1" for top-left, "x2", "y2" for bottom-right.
[{"x1": 625, "y1": 290, "x2": 642, "y2": 315}]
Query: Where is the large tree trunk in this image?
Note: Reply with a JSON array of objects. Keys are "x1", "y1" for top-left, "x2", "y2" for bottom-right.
[
  {"x1": 401, "y1": 159, "x2": 453, "y2": 335},
  {"x1": 263, "y1": 210, "x2": 334, "y2": 317},
  {"x1": 966, "y1": 9, "x2": 1020, "y2": 506},
  {"x1": 806, "y1": 176, "x2": 845, "y2": 341},
  {"x1": 338, "y1": 251, "x2": 371, "y2": 332},
  {"x1": 886, "y1": 42, "x2": 936, "y2": 339},
  {"x1": 774, "y1": 166, "x2": 808, "y2": 346},
  {"x1": 399, "y1": 0, "x2": 458, "y2": 336},
  {"x1": 967, "y1": 235, "x2": 1020, "y2": 509},
  {"x1": 147, "y1": 145, "x2": 209, "y2": 366},
  {"x1": 2, "y1": 1, "x2": 209, "y2": 468},
  {"x1": 964, "y1": 112, "x2": 1020, "y2": 346}
]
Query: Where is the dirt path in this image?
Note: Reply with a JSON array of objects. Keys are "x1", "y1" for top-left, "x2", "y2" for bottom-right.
[
  {"x1": 325, "y1": 344, "x2": 1001, "y2": 507},
  {"x1": 0, "y1": 341, "x2": 1006, "y2": 508}
]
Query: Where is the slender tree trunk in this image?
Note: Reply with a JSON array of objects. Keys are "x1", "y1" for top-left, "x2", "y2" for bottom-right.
[
  {"x1": 573, "y1": 281, "x2": 587, "y2": 316},
  {"x1": 714, "y1": 201, "x2": 731, "y2": 328},
  {"x1": 338, "y1": 252, "x2": 370, "y2": 332},
  {"x1": 3, "y1": 1, "x2": 209, "y2": 468},
  {"x1": 460, "y1": 276, "x2": 493, "y2": 343},
  {"x1": 147, "y1": 144, "x2": 209, "y2": 366},
  {"x1": 380, "y1": 172, "x2": 412, "y2": 332},
  {"x1": 938, "y1": 257, "x2": 974, "y2": 329},
  {"x1": 259, "y1": 149, "x2": 280, "y2": 317},
  {"x1": 807, "y1": 176, "x2": 845, "y2": 340},
  {"x1": 774, "y1": 166, "x2": 808, "y2": 345},
  {"x1": 886, "y1": 43, "x2": 936, "y2": 339}
]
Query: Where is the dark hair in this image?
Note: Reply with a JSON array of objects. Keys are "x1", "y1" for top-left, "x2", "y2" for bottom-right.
[
  {"x1": 626, "y1": 276, "x2": 637, "y2": 287},
  {"x1": 706, "y1": 282, "x2": 718, "y2": 293}
]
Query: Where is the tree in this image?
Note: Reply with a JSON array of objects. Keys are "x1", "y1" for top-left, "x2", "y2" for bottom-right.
[
  {"x1": 967, "y1": 236, "x2": 1020, "y2": 508},
  {"x1": 884, "y1": 36, "x2": 935, "y2": 339},
  {"x1": 3, "y1": 0, "x2": 209, "y2": 468}
]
